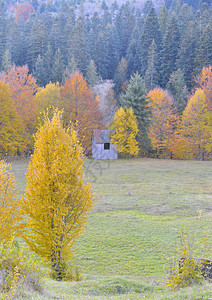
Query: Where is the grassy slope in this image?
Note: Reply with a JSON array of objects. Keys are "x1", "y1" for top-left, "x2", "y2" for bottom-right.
[{"x1": 9, "y1": 158, "x2": 212, "y2": 299}]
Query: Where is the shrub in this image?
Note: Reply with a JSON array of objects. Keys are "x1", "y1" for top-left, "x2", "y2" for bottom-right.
[
  {"x1": 0, "y1": 239, "x2": 43, "y2": 299},
  {"x1": 166, "y1": 225, "x2": 208, "y2": 290}
]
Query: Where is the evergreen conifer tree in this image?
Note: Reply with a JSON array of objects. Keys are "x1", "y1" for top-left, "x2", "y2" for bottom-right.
[
  {"x1": 177, "y1": 21, "x2": 197, "y2": 89},
  {"x1": 166, "y1": 69, "x2": 189, "y2": 114},
  {"x1": 86, "y1": 59, "x2": 100, "y2": 87},
  {"x1": 139, "y1": 7, "x2": 162, "y2": 76},
  {"x1": 160, "y1": 15, "x2": 180, "y2": 87},
  {"x1": 145, "y1": 39, "x2": 159, "y2": 91},
  {"x1": 119, "y1": 72, "x2": 150, "y2": 154},
  {"x1": 52, "y1": 48, "x2": 65, "y2": 84},
  {"x1": 195, "y1": 24, "x2": 212, "y2": 74}
]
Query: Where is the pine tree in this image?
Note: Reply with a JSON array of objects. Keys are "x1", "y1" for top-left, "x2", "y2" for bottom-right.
[
  {"x1": 1, "y1": 49, "x2": 11, "y2": 73},
  {"x1": 195, "y1": 24, "x2": 212, "y2": 74},
  {"x1": 166, "y1": 69, "x2": 189, "y2": 114},
  {"x1": 63, "y1": 56, "x2": 79, "y2": 83},
  {"x1": 28, "y1": 19, "x2": 48, "y2": 71},
  {"x1": 178, "y1": 3, "x2": 194, "y2": 34},
  {"x1": 22, "y1": 109, "x2": 93, "y2": 280},
  {"x1": 86, "y1": 59, "x2": 100, "y2": 87},
  {"x1": 139, "y1": 7, "x2": 162, "y2": 76},
  {"x1": 159, "y1": 3, "x2": 168, "y2": 34},
  {"x1": 94, "y1": 31, "x2": 105, "y2": 78},
  {"x1": 51, "y1": 48, "x2": 65, "y2": 84},
  {"x1": 43, "y1": 44, "x2": 54, "y2": 85},
  {"x1": 160, "y1": 15, "x2": 181, "y2": 87},
  {"x1": 102, "y1": 24, "x2": 120, "y2": 79},
  {"x1": 114, "y1": 57, "x2": 128, "y2": 93},
  {"x1": 115, "y1": 2, "x2": 135, "y2": 58},
  {"x1": 33, "y1": 54, "x2": 46, "y2": 86},
  {"x1": 145, "y1": 39, "x2": 159, "y2": 91},
  {"x1": 177, "y1": 21, "x2": 197, "y2": 89},
  {"x1": 68, "y1": 17, "x2": 88, "y2": 75},
  {"x1": 143, "y1": 0, "x2": 154, "y2": 17},
  {"x1": 119, "y1": 72, "x2": 150, "y2": 154},
  {"x1": 0, "y1": 7, "x2": 6, "y2": 68}
]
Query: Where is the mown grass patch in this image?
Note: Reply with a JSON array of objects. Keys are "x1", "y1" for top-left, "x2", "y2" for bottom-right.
[{"x1": 6, "y1": 158, "x2": 212, "y2": 299}]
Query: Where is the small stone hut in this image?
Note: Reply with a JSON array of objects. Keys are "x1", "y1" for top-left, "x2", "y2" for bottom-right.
[{"x1": 92, "y1": 130, "x2": 118, "y2": 160}]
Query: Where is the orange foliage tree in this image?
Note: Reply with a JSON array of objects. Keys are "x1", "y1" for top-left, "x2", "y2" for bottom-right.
[
  {"x1": 196, "y1": 66, "x2": 212, "y2": 112},
  {"x1": 172, "y1": 89, "x2": 212, "y2": 160},
  {"x1": 147, "y1": 88, "x2": 179, "y2": 157},
  {"x1": 15, "y1": 3, "x2": 35, "y2": 23},
  {"x1": 2, "y1": 65, "x2": 38, "y2": 152},
  {"x1": 60, "y1": 72, "x2": 103, "y2": 153}
]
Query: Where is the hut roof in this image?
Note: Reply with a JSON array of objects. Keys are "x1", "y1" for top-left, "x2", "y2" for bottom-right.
[{"x1": 93, "y1": 130, "x2": 114, "y2": 144}]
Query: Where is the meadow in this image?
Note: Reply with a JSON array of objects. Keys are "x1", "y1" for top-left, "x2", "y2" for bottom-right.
[{"x1": 8, "y1": 158, "x2": 212, "y2": 299}]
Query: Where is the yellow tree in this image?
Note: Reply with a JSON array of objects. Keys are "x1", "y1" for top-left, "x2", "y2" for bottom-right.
[
  {"x1": 111, "y1": 107, "x2": 139, "y2": 156},
  {"x1": 0, "y1": 160, "x2": 20, "y2": 241},
  {"x1": 147, "y1": 88, "x2": 179, "y2": 158},
  {"x1": 172, "y1": 89, "x2": 212, "y2": 160},
  {"x1": 1, "y1": 65, "x2": 38, "y2": 152},
  {"x1": 22, "y1": 110, "x2": 93, "y2": 280},
  {"x1": 0, "y1": 82, "x2": 24, "y2": 157},
  {"x1": 35, "y1": 82, "x2": 62, "y2": 114}
]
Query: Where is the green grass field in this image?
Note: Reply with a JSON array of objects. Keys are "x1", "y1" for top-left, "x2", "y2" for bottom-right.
[{"x1": 7, "y1": 158, "x2": 212, "y2": 299}]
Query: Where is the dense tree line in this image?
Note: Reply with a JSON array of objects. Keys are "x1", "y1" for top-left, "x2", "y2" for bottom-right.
[
  {"x1": 0, "y1": 0, "x2": 211, "y2": 93},
  {"x1": 0, "y1": 0, "x2": 212, "y2": 160}
]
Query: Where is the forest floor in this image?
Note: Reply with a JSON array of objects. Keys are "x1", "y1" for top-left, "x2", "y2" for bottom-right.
[{"x1": 7, "y1": 158, "x2": 212, "y2": 299}]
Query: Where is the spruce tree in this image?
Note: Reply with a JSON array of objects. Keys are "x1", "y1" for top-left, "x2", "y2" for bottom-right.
[
  {"x1": 102, "y1": 24, "x2": 120, "y2": 79},
  {"x1": 1, "y1": 49, "x2": 11, "y2": 73},
  {"x1": 160, "y1": 15, "x2": 180, "y2": 87},
  {"x1": 159, "y1": 3, "x2": 168, "y2": 34},
  {"x1": 94, "y1": 31, "x2": 105, "y2": 79},
  {"x1": 145, "y1": 39, "x2": 159, "y2": 91},
  {"x1": 119, "y1": 72, "x2": 150, "y2": 154},
  {"x1": 43, "y1": 44, "x2": 54, "y2": 85},
  {"x1": 166, "y1": 69, "x2": 189, "y2": 114},
  {"x1": 68, "y1": 17, "x2": 88, "y2": 75},
  {"x1": 126, "y1": 25, "x2": 141, "y2": 76},
  {"x1": 114, "y1": 57, "x2": 128, "y2": 93},
  {"x1": 177, "y1": 21, "x2": 197, "y2": 89},
  {"x1": 28, "y1": 19, "x2": 48, "y2": 71},
  {"x1": 195, "y1": 24, "x2": 212, "y2": 74},
  {"x1": 51, "y1": 48, "x2": 65, "y2": 84},
  {"x1": 115, "y1": 2, "x2": 135, "y2": 58},
  {"x1": 139, "y1": 7, "x2": 162, "y2": 76},
  {"x1": 0, "y1": 7, "x2": 6, "y2": 68},
  {"x1": 63, "y1": 56, "x2": 79, "y2": 83},
  {"x1": 33, "y1": 55, "x2": 46, "y2": 87},
  {"x1": 86, "y1": 60, "x2": 100, "y2": 87},
  {"x1": 143, "y1": 0, "x2": 154, "y2": 17}
]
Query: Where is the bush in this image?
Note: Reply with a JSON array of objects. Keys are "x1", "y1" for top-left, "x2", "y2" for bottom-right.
[
  {"x1": 166, "y1": 224, "x2": 208, "y2": 290},
  {"x1": 0, "y1": 239, "x2": 44, "y2": 299}
]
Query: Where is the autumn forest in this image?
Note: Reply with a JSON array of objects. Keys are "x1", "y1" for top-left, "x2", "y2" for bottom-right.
[
  {"x1": 0, "y1": 0, "x2": 212, "y2": 160},
  {"x1": 1, "y1": 1, "x2": 212, "y2": 298}
]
